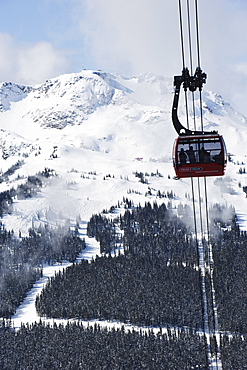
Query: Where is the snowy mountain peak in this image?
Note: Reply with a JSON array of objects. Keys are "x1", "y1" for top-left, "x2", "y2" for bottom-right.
[
  {"x1": 0, "y1": 70, "x2": 174, "y2": 131},
  {"x1": 25, "y1": 70, "x2": 117, "y2": 129},
  {"x1": 0, "y1": 70, "x2": 245, "y2": 155},
  {"x1": 0, "y1": 69, "x2": 246, "y2": 236},
  {"x1": 0, "y1": 69, "x2": 245, "y2": 165}
]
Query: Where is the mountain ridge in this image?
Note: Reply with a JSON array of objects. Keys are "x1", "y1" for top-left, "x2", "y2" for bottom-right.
[{"x1": 0, "y1": 69, "x2": 246, "y2": 235}]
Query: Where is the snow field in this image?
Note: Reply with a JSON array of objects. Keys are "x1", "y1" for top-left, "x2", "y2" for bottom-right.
[{"x1": 0, "y1": 70, "x2": 246, "y2": 350}]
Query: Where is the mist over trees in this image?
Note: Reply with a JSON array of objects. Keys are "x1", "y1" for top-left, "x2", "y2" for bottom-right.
[
  {"x1": 0, "y1": 166, "x2": 55, "y2": 217},
  {"x1": 0, "y1": 165, "x2": 86, "y2": 318},
  {"x1": 0, "y1": 223, "x2": 85, "y2": 318}
]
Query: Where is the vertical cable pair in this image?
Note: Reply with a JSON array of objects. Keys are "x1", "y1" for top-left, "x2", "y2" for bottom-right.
[{"x1": 177, "y1": 2, "x2": 220, "y2": 366}]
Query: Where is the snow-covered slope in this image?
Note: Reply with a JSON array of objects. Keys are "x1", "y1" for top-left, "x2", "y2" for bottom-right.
[{"x1": 0, "y1": 69, "x2": 246, "y2": 234}]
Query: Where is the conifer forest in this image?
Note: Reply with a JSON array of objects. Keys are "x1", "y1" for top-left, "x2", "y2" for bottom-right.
[{"x1": 0, "y1": 201, "x2": 246, "y2": 368}]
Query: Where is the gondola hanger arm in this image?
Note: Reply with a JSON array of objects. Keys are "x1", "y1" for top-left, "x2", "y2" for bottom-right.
[{"x1": 172, "y1": 67, "x2": 208, "y2": 135}]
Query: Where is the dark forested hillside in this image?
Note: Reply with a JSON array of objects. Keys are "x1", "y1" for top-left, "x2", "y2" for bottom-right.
[
  {"x1": 87, "y1": 201, "x2": 197, "y2": 266},
  {"x1": 1, "y1": 200, "x2": 247, "y2": 367},
  {"x1": 212, "y1": 220, "x2": 247, "y2": 333},
  {"x1": 0, "y1": 223, "x2": 85, "y2": 318},
  {"x1": 36, "y1": 203, "x2": 204, "y2": 328},
  {"x1": 1, "y1": 320, "x2": 246, "y2": 369},
  {"x1": 37, "y1": 201, "x2": 247, "y2": 336},
  {"x1": 36, "y1": 254, "x2": 203, "y2": 328},
  {"x1": 0, "y1": 321, "x2": 209, "y2": 369},
  {"x1": 87, "y1": 202, "x2": 247, "y2": 335},
  {"x1": 0, "y1": 166, "x2": 87, "y2": 317}
]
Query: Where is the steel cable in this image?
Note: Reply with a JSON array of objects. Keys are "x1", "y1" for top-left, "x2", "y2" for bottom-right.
[{"x1": 177, "y1": 1, "x2": 219, "y2": 365}]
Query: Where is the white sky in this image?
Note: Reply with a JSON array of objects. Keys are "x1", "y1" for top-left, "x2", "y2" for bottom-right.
[{"x1": 1, "y1": 0, "x2": 247, "y2": 114}]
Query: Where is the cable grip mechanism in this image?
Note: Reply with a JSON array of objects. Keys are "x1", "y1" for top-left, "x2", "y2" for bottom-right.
[{"x1": 174, "y1": 67, "x2": 207, "y2": 92}]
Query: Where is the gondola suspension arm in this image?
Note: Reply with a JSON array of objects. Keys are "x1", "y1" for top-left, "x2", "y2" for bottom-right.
[{"x1": 172, "y1": 66, "x2": 207, "y2": 135}]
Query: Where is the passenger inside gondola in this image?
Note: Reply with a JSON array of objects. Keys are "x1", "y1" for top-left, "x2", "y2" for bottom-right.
[
  {"x1": 186, "y1": 145, "x2": 196, "y2": 164},
  {"x1": 213, "y1": 150, "x2": 224, "y2": 165},
  {"x1": 199, "y1": 147, "x2": 211, "y2": 163},
  {"x1": 179, "y1": 148, "x2": 187, "y2": 165}
]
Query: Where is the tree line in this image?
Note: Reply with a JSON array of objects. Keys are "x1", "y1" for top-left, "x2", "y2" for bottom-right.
[
  {"x1": 88, "y1": 201, "x2": 247, "y2": 335},
  {"x1": 0, "y1": 167, "x2": 55, "y2": 217},
  {"x1": 37, "y1": 203, "x2": 203, "y2": 329},
  {"x1": 211, "y1": 218, "x2": 247, "y2": 333},
  {"x1": 0, "y1": 320, "x2": 209, "y2": 369},
  {"x1": 0, "y1": 222, "x2": 85, "y2": 318},
  {"x1": 1, "y1": 199, "x2": 247, "y2": 366},
  {"x1": 87, "y1": 200, "x2": 197, "y2": 267},
  {"x1": 38, "y1": 201, "x2": 247, "y2": 336},
  {"x1": 36, "y1": 254, "x2": 203, "y2": 329},
  {"x1": 1, "y1": 320, "x2": 246, "y2": 369}
]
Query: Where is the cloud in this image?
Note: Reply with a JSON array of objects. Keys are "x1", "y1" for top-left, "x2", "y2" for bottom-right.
[
  {"x1": 18, "y1": 41, "x2": 71, "y2": 84},
  {"x1": 198, "y1": 0, "x2": 247, "y2": 113},
  {"x1": 78, "y1": 0, "x2": 247, "y2": 114},
  {"x1": 1, "y1": 0, "x2": 247, "y2": 115},
  {"x1": 0, "y1": 33, "x2": 71, "y2": 85},
  {"x1": 79, "y1": 0, "x2": 181, "y2": 76}
]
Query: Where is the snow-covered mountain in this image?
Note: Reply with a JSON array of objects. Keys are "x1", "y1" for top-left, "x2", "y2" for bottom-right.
[{"x1": 0, "y1": 69, "x2": 247, "y2": 234}]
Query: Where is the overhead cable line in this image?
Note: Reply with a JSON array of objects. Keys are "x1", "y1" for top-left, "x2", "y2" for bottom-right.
[
  {"x1": 194, "y1": 0, "x2": 204, "y2": 132},
  {"x1": 178, "y1": 0, "x2": 200, "y2": 254},
  {"x1": 178, "y1": 0, "x2": 186, "y2": 70},
  {"x1": 186, "y1": 0, "x2": 197, "y2": 132},
  {"x1": 178, "y1": 0, "x2": 190, "y2": 129},
  {"x1": 194, "y1": 0, "x2": 201, "y2": 69},
  {"x1": 176, "y1": 1, "x2": 222, "y2": 367}
]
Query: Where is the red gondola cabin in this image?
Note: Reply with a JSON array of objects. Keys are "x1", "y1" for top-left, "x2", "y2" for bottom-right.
[{"x1": 173, "y1": 133, "x2": 227, "y2": 178}]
